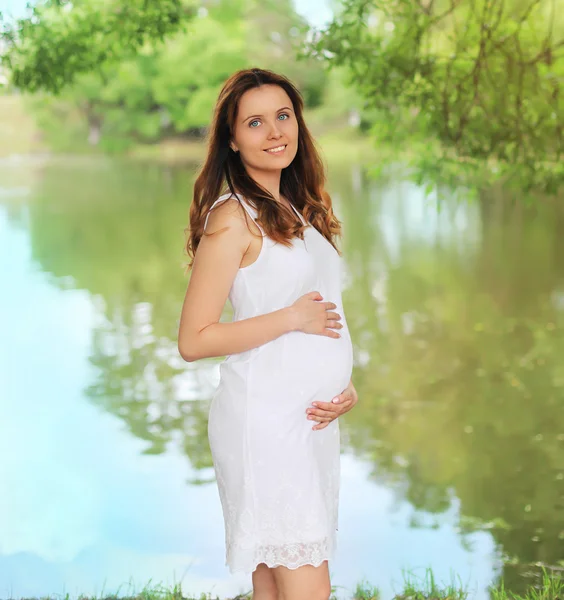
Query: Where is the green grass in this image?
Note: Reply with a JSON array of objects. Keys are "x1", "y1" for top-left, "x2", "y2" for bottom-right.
[
  {"x1": 350, "y1": 578, "x2": 381, "y2": 599},
  {"x1": 7, "y1": 570, "x2": 562, "y2": 600},
  {"x1": 490, "y1": 569, "x2": 564, "y2": 600},
  {"x1": 394, "y1": 568, "x2": 469, "y2": 600}
]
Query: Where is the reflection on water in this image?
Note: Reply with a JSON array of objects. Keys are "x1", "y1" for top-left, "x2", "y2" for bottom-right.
[{"x1": 0, "y1": 160, "x2": 562, "y2": 599}]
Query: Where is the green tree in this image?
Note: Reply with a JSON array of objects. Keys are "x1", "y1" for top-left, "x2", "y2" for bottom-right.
[
  {"x1": 307, "y1": 0, "x2": 564, "y2": 193},
  {"x1": 0, "y1": 0, "x2": 194, "y2": 93},
  {"x1": 25, "y1": 13, "x2": 251, "y2": 150},
  {"x1": 149, "y1": 15, "x2": 250, "y2": 132},
  {"x1": 20, "y1": 0, "x2": 329, "y2": 149}
]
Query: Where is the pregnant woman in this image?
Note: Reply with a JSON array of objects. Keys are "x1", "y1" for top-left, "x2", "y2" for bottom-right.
[{"x1": 178, "y1": 68, "x2": 358, "y2": 600}]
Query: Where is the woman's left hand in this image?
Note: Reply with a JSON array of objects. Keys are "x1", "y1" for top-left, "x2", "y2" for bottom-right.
[{"x1": 305, "y1": 380, "x2": 358, "y2": 431}]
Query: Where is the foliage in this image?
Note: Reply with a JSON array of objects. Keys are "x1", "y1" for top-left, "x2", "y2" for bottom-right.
[
  {"x1": 11, "y1": 0, "x2": 328, "y2": 149},
  {"x1": 24, "y1": 14, "x2": 250, "y2": 151},
  {"x1": 0, "y1": 0, "x2": 195, "y2": 93},
  {"x1": 306, "y1": 0, "x2": 564, "y2": 193}
]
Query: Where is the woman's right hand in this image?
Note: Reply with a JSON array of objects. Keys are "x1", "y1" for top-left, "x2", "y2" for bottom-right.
[{"x1": 288, "y1": 291, "x2": 342, "y2": 338}]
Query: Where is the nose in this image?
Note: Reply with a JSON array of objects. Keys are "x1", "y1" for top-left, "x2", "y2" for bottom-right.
[{"x1": 267, "y1": 120, "x2": 283, "y2": 139}]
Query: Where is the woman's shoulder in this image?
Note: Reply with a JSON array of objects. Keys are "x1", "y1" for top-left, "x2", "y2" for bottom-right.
[
  {"x1": 215, "y1": 191, "x2": 256, "y2": 209},
  {"x1": 204, "y1": 193, "x2": 255, "y2": 234}
]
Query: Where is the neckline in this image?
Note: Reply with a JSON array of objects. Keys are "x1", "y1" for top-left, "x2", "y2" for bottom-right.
[{"x1": 229, "y1": 191, "x2": 310, "y2": 228}]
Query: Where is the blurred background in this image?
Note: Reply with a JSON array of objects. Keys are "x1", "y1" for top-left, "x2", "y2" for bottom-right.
[{"x1": 0, "y1": 0, "x2": 563, "y2": 598}]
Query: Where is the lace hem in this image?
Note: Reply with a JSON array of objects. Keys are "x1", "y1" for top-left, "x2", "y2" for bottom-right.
[{"x1": 226, "y1": 535, "x2": 336, "y2": 575}]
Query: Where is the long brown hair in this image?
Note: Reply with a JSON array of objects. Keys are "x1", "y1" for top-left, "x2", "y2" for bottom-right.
[{"x1": 184, "y1": 68, "x2": 342, "y2": 270}]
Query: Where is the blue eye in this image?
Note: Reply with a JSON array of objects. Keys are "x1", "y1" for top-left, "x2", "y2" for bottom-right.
[{"x1": 248, "y1": 113, "x2": 290, "y2": 128}]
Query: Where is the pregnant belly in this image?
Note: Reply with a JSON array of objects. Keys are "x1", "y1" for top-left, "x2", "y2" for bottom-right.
[
  {"x1": 219, "y1": 322, "x2": 354, "y2": 412},
  {"x1": 278, "y1": 325, "x2": 354, "y2": 404}
]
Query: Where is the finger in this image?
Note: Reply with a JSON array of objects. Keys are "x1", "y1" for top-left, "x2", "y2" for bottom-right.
[
  {"x1": 331, "y1": 393, "x2": 351, "y2": 405},
  {"x1": 326, "y1": 320, "x2": 343, "y2": 330},
  {"x1": 308, "y1": 406, "x2": 339, "y2": 416},
  {"x1": 309, "y1": 415, "x2": 333, "y2": 423},
  {"x1": 331, "y1": 389, "x2": 353, "y2": 404},
  {"x1": 325, "y1": 311, "x2": 341, "y2": 320},
  {"x1": 323, "y1": 329, "x2": 341, "y2": 338},
  {"x1": 323, "y1": 302, "x2": 337, "y2": 310},
  {"x1": 312, "y1": 399, "x2": 352, "y2": 411},
  {"x1": 307, "y1": 409, "x2": 338, "y2": 419},
  {"x1": 313, "y1": 422, "x2": 330, "y2": 431}
]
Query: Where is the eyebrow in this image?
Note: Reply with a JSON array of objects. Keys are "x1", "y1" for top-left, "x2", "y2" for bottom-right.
[{"x1": 242, "y1": 106, "x2": 293, "y2": 123}]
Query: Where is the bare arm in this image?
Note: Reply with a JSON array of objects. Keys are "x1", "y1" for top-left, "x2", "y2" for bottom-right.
[
  {"x1": 180, "y1": 306, "x2": 295, "y2": 363},
  {"x1": 177, "y1": 199, "x2": 290, "y2": 362}
]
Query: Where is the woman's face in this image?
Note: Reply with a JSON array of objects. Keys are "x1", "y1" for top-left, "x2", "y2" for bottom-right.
[{"x1": 230, "y1": 84, "x2": 299, "y2": 173}]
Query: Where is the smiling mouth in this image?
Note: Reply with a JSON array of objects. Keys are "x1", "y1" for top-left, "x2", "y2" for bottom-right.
[{"x1": 264, "y1": 144, "x2": 287, "y2": 154}]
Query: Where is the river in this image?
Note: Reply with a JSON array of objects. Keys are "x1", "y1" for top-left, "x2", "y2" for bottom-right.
[{"x1": 0, "y1": 157, "x2": 562, "y2": 599}]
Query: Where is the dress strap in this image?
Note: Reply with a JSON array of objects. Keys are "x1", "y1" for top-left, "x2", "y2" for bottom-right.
[
  {"x1": 288, "y1": 202, "x2": 308, "y2": 227},
  {"x1": 233, "y1": 193, "x2": 266, "y2": 236},
  {"x1": 203, "y1": 196, "x2": 229, "y2": 231},
  {"x1": 203, "y1": 192, "x2": 266, "y2": 236},
  {"x1": 203, "y1": 192, "x2": 305, "y2": 232}
]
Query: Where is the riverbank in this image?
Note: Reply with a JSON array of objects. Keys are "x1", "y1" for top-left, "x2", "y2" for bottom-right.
[
  {"x1": 0, "y1": 95, "x2": 379, "y2": 167},
  {"x1": 8, "y1": 570, "x2": 563, "y2": 600}
]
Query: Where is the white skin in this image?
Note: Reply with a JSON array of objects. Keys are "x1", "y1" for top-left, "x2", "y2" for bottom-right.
[
  {"x1": 178, "y1": 83, "x2": 358, "y2": 599},
  {"x1": 229, "y1": 83, "x2": 298, "y2": 204}
]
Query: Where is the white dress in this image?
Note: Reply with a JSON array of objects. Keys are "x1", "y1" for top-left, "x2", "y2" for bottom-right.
[{"x1": 205, "y1": 192, "x2": 354, "y2": 574}]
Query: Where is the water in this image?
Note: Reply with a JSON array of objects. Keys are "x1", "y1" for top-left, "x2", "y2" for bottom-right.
[{"x1": 0, "y1": 159, "x2": 562, "y2": 599}]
